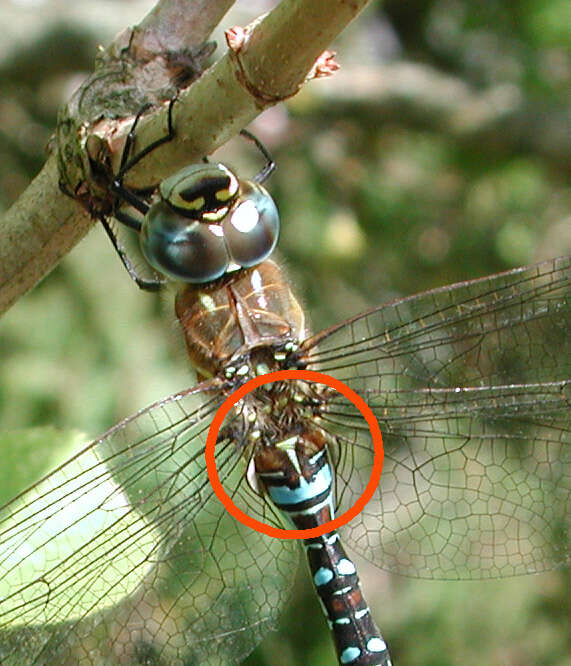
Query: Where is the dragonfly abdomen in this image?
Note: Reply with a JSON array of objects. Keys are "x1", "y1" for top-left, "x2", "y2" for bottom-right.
[
  {"x1": 306, "y1": 533, "x2": 391, "y2": 666},
  {"x1": 256, "y1": 443, "x2": 391, "y2": 666}
]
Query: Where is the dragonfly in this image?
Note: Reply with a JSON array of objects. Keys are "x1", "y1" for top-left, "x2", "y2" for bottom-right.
[{"x1": 0, "y1": 109, "x2": 569, "y2": 665}]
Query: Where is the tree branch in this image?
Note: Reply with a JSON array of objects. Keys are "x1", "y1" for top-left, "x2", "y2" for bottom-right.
[
  {"x1": 108, "y1": 0, "x2": 369, "y2": 187},
  {"x1": 0, "y1": 0, "x2": 370, "y2": 316},
  {"x1": 136, "y1": 0, "x2": 233, "y2": 53}
]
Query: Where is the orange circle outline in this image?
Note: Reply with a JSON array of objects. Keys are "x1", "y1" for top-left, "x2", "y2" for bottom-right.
[{"x1": 205, "y1": 369, "x2": 383, "y2": 540}]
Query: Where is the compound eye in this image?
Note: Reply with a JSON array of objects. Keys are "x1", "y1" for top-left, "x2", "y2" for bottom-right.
[
  {"x1": 141, "y1": 201, "x2": 230, "y2": 282},
  {"x1": 223, "y1": 181, "x2": 280, "y2": 268}
]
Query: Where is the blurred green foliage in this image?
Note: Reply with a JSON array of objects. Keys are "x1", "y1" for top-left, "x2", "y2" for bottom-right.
[{"x1": 0, "y1": 1, "x2": 569, "y2": 665}]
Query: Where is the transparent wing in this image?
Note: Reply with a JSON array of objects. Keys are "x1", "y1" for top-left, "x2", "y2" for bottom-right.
[
  {"x1": 305, "y1": 256, "x2": 570, "y2": 389},
  {"x1": 0, "y1": 384, "x2": 298, "y2": 665},
  {"x1": 323, "y1": 381, "x2": 569, "y2": 579},
  {"x1": 302, "y1": 256, "x2": 570, "y2": 578}
]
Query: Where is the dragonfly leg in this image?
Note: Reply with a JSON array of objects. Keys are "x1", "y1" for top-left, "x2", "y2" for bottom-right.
[{"x1": 99, "y1": 216, "x2": 164, "y2": 292}]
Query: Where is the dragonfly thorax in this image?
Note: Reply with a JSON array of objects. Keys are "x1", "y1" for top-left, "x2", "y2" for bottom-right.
[{"x1": 175, "y1": 260, "x2": 306, "y2": 379}]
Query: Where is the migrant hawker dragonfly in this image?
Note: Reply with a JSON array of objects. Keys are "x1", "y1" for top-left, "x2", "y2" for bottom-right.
[{"x1": 0, "y1": 137, "x2": 569, "y2": 665}]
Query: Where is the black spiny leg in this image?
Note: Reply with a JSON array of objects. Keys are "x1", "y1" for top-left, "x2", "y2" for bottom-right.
[
  {"x1": 118, "y1": 98, "x2": 176, "y2": 180},
  {"x1": 99, "y1": 217, "x2": 164, "y2": 292},
  {"x1": 110, "y1": 98, "x2": 177, "y2": 208},
  {"x1": 102, "y1": 98, "x2": 177, "y2": 291},
  {"x1": 200, "y1": 129, "x2": 274, "y2": 182},
  {"x1": 239, "y1": 129, "x2": 276, "y2": 183}
]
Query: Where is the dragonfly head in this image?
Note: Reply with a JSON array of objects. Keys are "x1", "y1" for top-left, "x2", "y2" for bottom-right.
[{"x1": 140, "y1": 163, "x2": 280, "y2": 283}]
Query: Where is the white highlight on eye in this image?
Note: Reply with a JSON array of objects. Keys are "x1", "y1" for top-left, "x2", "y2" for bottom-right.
[
  {"x1": 221, "y1": 166, "x2": 239, "y2": 196},
  {"x1": 230, "y1": 200, "x2": 259, "y2": 233}
]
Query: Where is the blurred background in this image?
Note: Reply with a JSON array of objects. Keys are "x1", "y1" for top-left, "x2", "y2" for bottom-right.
[{"x1": 0, "y1": 0, "x2": 569, "y2": 664}]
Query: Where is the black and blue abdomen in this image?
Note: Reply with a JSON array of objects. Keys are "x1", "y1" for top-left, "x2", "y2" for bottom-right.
[{"x1": 255, "y1": 438, "x2": 391, "y2": 666}]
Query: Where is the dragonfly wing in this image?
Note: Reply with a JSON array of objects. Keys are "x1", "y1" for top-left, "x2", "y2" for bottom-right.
[
  {"x1": 0, "y1": 384, "x2": 298, "y2": 665},
  {"x1": 301, "y1": 256, "x2": 570, "y2": 578},
  {"x1": 321, "y1": 381, "x2": 569, "y2": 578},
  {"x1": 303, "y1": 256, "x2": 570, "y2": 390}
]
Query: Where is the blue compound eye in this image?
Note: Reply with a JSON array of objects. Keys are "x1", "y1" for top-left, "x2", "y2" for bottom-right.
[
  {"x1": 223, "y1": 181, "x2": 279, "y2": 269},
  {"x1": 139, "y1": 164, "x2": 280, "y2": 283},
  {"x1": 140, "y1": 201, "x2": 230, "y2": 282}
]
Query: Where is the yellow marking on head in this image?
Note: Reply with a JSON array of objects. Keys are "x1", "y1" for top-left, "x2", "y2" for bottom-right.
[
  {"x1": 203, "y1": 208, "x2": 228, "y2": 221},
  {"x1": 178, "y1": 195, "x2": 205, "y2": 211},
  {"x1": 215, "y1": 188, "x2": 233, "y2": 202}
]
